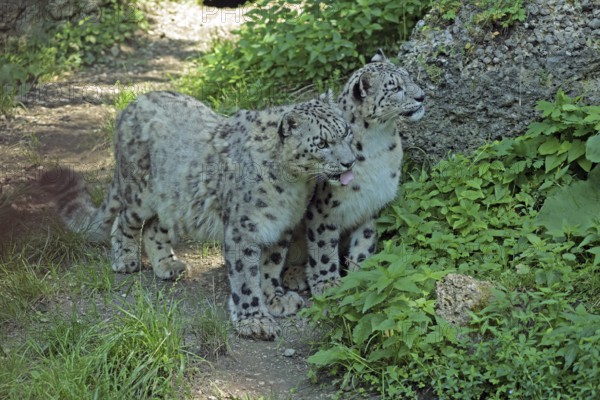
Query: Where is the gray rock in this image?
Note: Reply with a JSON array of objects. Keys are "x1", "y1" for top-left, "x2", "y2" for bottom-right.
[
  {"x1": 48, "y1": 0, "x2": 79, "y2": 19},
  {"x1": 110, "y1": 45, "x2": 120, "y2": 57},
  {"x1": 283, "y1": 348, "x2": 296, "y2": 357},
  {"x1": 0, "y1": 2, "x2": 25, "y2": 31},
  {"x1": 435, "y1": 273, "x2": 494, "y2": 326},
  {"x1": 397, "y1": 0, "x2": 600, "y2": 164}
]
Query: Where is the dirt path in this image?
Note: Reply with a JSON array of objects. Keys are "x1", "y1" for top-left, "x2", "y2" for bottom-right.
[{"x1": 0, "y1": 2, "x2": 350, "y2": 399}]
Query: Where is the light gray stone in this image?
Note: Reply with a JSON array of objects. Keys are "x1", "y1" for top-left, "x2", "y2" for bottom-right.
[
  {"x1": 435, "y1": 273, "x2": 494, "y2": 326},
  {"x1": 397, "y1": 0, "x2": 600, "y2": 163},
  {"x1": 283, "y1": 348, "x2": 296, "y2": 357}
]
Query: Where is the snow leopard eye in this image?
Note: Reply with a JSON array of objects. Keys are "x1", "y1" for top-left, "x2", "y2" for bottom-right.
[{"x1": 317, "y1": 139, "x2": 328, "y2": 149}]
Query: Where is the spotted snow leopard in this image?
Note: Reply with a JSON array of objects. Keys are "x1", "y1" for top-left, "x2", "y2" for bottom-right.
[
  {"x1": 280, "y1": 51, "x2": 425, "y2": 295},
  {"x1": 41, "y1": 91, "x2": 356, "y2": 339}
]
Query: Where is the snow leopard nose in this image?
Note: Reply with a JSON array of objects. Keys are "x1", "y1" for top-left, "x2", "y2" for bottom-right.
[
  {"x1": 415, "y1": 93, "x2": 425, "y2": 102},
  {"x1": 341, "y1": 160, "x2": 355, "y2": 170}
]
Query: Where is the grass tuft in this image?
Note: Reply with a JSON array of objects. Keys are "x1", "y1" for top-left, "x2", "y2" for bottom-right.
[
  {"x1": 189, "y1": 296, "x2": 231, "y2": 360},
  {"x1": 0, "y1": 282, "x2": 189, "y2": 399}
]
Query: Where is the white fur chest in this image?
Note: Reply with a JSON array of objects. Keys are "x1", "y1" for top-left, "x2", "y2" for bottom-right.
[{"x1": 329, "y1": 127, "x2": 403, "y2": 232}]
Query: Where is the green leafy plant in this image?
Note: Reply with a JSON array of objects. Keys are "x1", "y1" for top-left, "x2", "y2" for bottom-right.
[
  {"x1": 179, "y1": 0, "x2": 431, "y2": 112},
  {"x1": 472, "y1": 0, "x2": 526, "y2": 28},
  {"x1": 304, "y1": 91, "x2": 600, "y2": 397},
  {"x1": 526, "y1": 90, "x2": 600, "y2": 173},
  {"x1": 432, "y1": 0, "x2": 526, "y2": 28},
  {"x1": 0, "y1": 0, "x2": 146, "y2": 114},
  {"x1": 306, "y1": 246, "x2": 454, "y2": 395},
  {"x1": 53, "y1": 0, "x2": 146, "y2": 67}
]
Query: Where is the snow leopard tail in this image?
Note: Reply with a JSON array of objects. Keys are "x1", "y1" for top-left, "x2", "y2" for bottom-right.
[{"x1": 40, "y1": 167, "x2": 119, "y2": 242}]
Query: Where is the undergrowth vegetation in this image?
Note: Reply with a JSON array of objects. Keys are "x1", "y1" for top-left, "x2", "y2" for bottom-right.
[
  {"x1": 4, "y1": 0, "x2": 596, "y2": 398},
  {"x1": 305, "y1": 92, "x2": 600, "y2": 397},
  {"x1": 431, "y1": 0, "x2": 526, "y2": 27},
  {"x1": 0, "y1": 222, "x2": 227, "y2": 399},
  {"x1": 178, "y1": 0, "x2": 431, "y2": 113},
  {"x1": 0, "y1": 0, "x2": 146, "y2": 113}
]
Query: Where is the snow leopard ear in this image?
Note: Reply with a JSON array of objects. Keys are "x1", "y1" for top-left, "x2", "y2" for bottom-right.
[
  {"x1": 353, "y1": 72, "x2": 373, "y2": 100},
  {"x1": 371, "y1": 48, "x2": 389, "y2": 63},
  {"x1": 278, "y1": 112, "x2": 300, "y2": 143},
  {"x1": 319, "y1": 90, "x2": 343, "y2": 116},
  {"x1": 319, "y1": 89, "x2": 336, "y2": 108}
]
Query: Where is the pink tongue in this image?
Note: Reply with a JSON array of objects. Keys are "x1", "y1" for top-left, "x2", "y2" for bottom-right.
[{"x1": 340, "y1": 170, "x2": 354, "y2": 185}]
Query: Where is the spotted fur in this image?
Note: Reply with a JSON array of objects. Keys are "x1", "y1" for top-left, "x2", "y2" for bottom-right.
[
  {"x1": 281, "y1": 52, "x2": 425, "y2": 294},
  {"x1": 41, "y1": 91, "x2": 355, "y2": 340}
]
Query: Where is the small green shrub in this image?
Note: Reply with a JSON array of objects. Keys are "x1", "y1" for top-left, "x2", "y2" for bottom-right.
[
  {"x1": 432, "y1": 0, "x2": 526, "y2": 28},
  {"x1": 0, "y1": 0, "x2": 146, "y2": 114},
  {"x1": 304, "y1": 91, "x2": 600, "y2": 397},
  {"x1": 179, "y1": 0, "x2": 431, "y2": 112}
]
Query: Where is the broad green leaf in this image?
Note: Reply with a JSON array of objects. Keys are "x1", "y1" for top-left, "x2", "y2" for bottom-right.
[
  {"x1": 561, "y1": 104, "x2": 579, "y2": 111},
  {"x1": 538, "y1": 137, "x2": 560, "y2": 155},
  {"x1": 585, "y1": 135, "x2": 600, "y2": 162},
  {"x1": 362, "y1": 291, "x2": 387, "y2": 312},
  {"x1": 465, "y1": 178, "x2": 483, "y2": 189},
  {"x1": 526, "y1": 234, "x2": 542, "y2": 246},
  {"x1": 578, "y1": 157, "x2": 593, "y2": 172},
  {"x1": 563, "y1": 343, "x2": 579, "y2": 369},
  {"x1": 567, "y1": 139, "x2": 585, "y2": 162},
  {"x1": 372, "y1": 318, "x2": 396, "y2": 332},
  {"x1": 458, "y1": 189, "x2": 484, "y2": 201},
  {"x1": 535, "y1": 100, "x2": 555, "y2": 117},
  {"x1": 404, "y1": 330, "x2": 419, "y2": 349},
  {"x1": 535, "y1": 171, "x2": 600, "y2": 237},
  {"x1": 539, "y1": 179, "x2": 554, "y2": 191},
  {"x1": 367, "y1": 348, "x2": 391, "y2": 362},
  {"x1": 587, "y1": 246, "x2": 600, "y2": 266},
  {"x1": 526, "y1": 121, "x2": 553, "y2": 136},
  {"x1": 393, "y1": 279, "x2": 421, "y2": 294},
  {"x1": 545, "y1": 153, "x2": 567, "y2": 173},
  {"x1": 583, "y1": 113, "x2": 600, "y2": 122},
  {"x1": 353, "y1": 315, "x2": 374, "y2": 344},
  {"x1": 307, "y1": 347, "x2": 350, "y2": 365}
]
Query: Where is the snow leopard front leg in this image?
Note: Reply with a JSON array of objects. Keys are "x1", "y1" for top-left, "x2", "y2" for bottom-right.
[
  {"x1": 261, "y1": 231, "x2": 305, "y2": 317},
  {"x1": 224, "y1": 225, "x2": 281, "y2": 340},
  {"x1": 305, "y1": 203, "x2": 343, "y2": 296},
  {"x1": 111, "y1": 208, "x2": 144, "y2": 273},
  {"x1": 345, "y1": 218, "x2": 378, "y2": 272},
  {"x1": 142, "y1": 219, "x2": 188, "y2": 279}
]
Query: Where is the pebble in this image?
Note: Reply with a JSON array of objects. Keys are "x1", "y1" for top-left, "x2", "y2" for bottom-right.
[
  {"x1": 590, "y1": 18, "x2": 600, "y2": 30},
  {"x1": 110, "y1": 45, "x2": 120, "y2": 57},
  {"x1": 283, "y1": 348, "x2": 296, "y2": 357}
]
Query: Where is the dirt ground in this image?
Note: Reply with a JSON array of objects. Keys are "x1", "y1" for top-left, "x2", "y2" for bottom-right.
[{"x1": 0, "y1": 1, "x2": 357, "y2": 398}]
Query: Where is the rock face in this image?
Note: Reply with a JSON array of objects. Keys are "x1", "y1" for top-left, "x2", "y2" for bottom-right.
[
  {"x1": 435, "y1": 273, "x2": 493, "y2": 326},
  {"x1": 397, "y1": 0, "x2": 600, "y2": 164},
  {"x1": 0, "y1": 0, "x2": 110, "y2": 43}
]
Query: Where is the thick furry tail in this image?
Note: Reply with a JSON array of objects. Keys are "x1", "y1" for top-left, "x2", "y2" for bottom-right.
[{"x1": 40, "y1": 167, "x2": 119, "y2": 242}]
